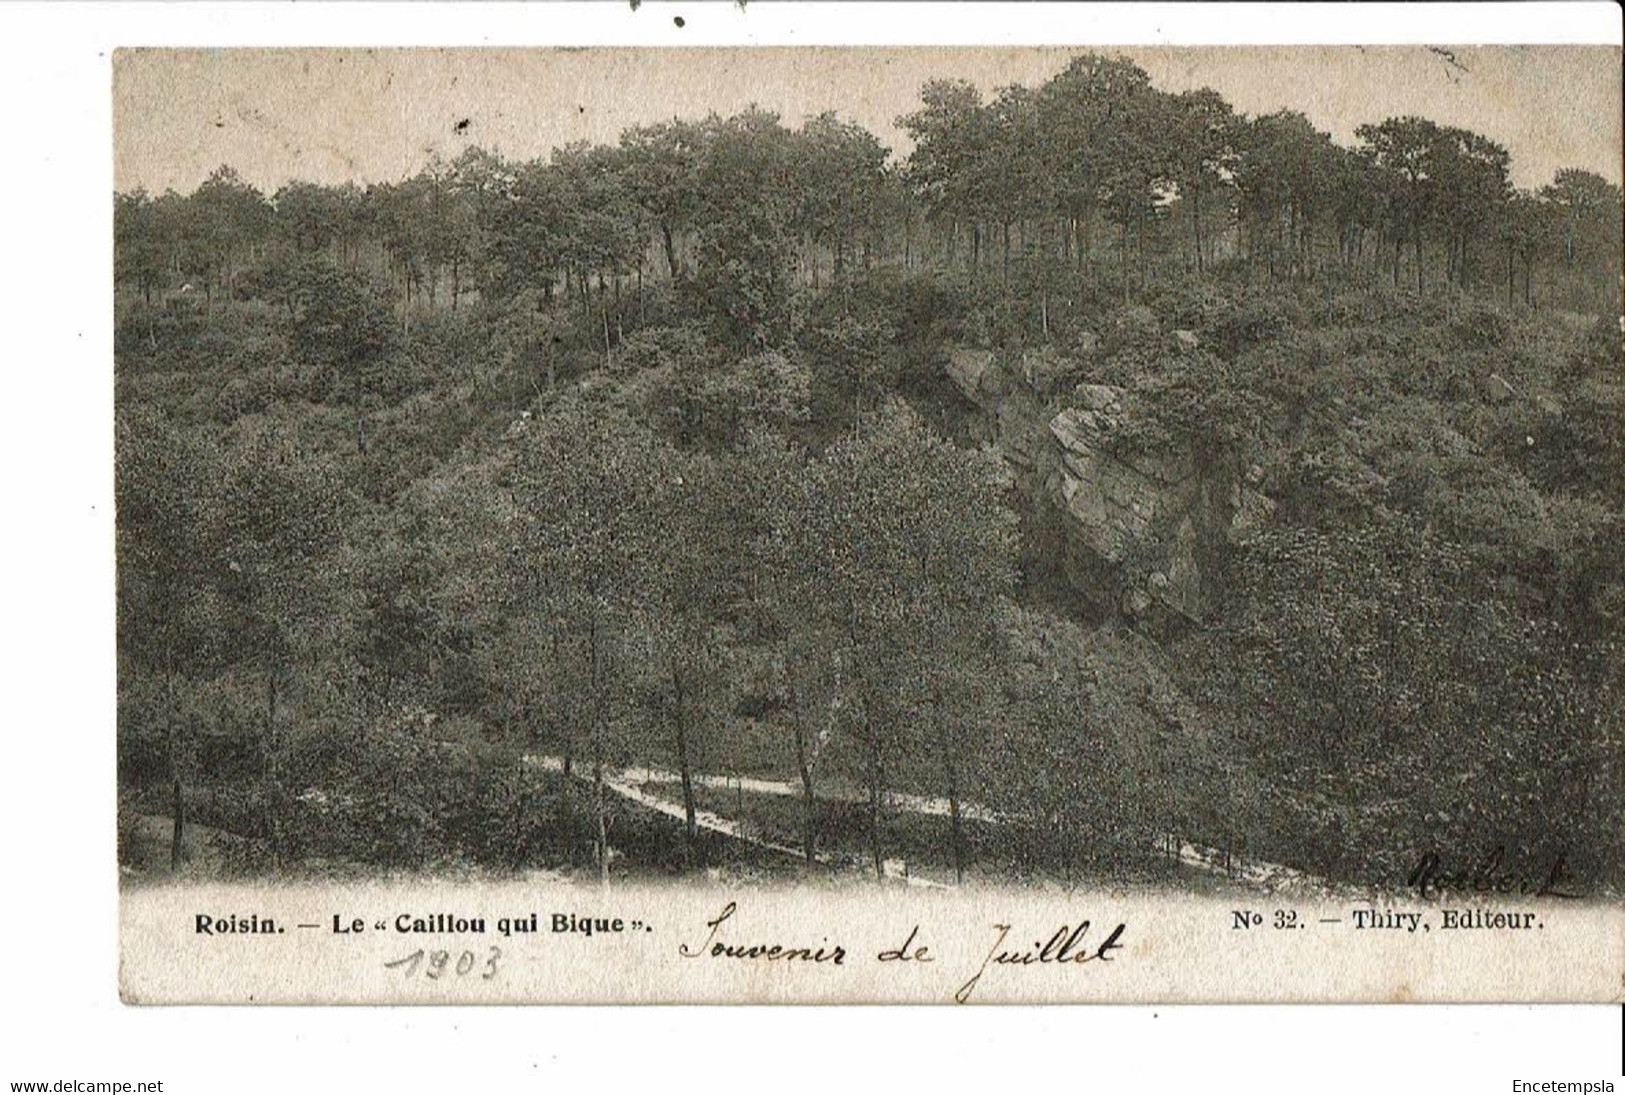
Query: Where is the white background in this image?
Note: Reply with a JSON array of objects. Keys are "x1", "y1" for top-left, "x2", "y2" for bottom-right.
[{"x1": 1, "y1": 4, "x2": 1620, "y2": 1093}]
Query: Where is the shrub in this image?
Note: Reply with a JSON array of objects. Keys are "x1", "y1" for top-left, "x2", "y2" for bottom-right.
[
  {"x1": 1144, "y1": 280, "x2": 1233, "y2": 332},
  {"x1": 286, "y1": 257, "x2": 398, "y2": 394},
  {"x1": 1450, "y1": 301, "x2": 1516, "y2": 350},
  {"x1": 613, "y1": 323, "x2": 714, "y2": 375},
  {"x1": 1209, "y1": 293, "x2": 1306, "y2": 356}
]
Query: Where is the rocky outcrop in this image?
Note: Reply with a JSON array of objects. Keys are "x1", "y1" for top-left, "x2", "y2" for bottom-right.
[
  {"x1": 947, "y1": 346, "x2": 1047, "y2": 472},
  {"x1": 946, "y1": 346, "x2": 1004, "y2": 408},
  {"x1": 948, "y1": 346, "x2": 1273, "y2": 631}
]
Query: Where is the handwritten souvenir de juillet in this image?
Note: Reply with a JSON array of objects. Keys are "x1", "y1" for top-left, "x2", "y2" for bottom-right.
[{"x1": 114, "y1": 45, "x2": 1625, "y2": 1004}]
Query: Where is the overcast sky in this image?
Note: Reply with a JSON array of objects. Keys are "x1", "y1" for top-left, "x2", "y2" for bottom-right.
[{"x1": 114, "y1": 46, "x2": 1622, "y2": 195}]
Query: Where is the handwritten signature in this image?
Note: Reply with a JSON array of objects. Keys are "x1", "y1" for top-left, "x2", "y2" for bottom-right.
[{"x1": 1407, "y1": 847, "x2": 1583, "y2": 901}]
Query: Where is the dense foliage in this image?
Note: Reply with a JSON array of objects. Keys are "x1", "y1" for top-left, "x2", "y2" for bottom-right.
[{"x1": 116, "y1": 54, "x2": 1622, "y2": 892}]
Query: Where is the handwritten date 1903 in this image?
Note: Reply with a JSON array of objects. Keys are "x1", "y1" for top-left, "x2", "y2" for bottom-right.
[{"x1": 384, "y1": 946, "x2": 501, "y2": 981}]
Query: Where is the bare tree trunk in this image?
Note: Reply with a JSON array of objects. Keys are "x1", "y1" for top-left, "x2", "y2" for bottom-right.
[
  {"x1": 936, "y1": 690, "x2": 965, "y2": 885},
  {"x1": 592, "y1": 747, "x2": 609, "y2": 884},
  {"x1": 589, "y1": 615, "x2": 609, "y2": 884},
  {"x1": 661, "y1": 223, "x2": 680, "y2": 280},
  {"x1": 1304, "y1": 203, "x2": 1317, "y2": 281},
  {"x1": 170, "y1": 772, "x2": 185, "y2": 870},
  {"x1": 1289, "y1": 201, "x2": 1299, "y2": 280},
  {"x1": 1120, "y1": 219, "x2": 1130, "y2": 304},
  {"x1": 1138, "y1": 204, "x2": 1149, "y2": 291},
  {"x1": 865, "y1": 692, "x2": 883, "y2": 881},
  {"x1": 166, "y1": 671, "x2": 185, "y2": 870},
  {"x1": 1415, "y1": 224, "x2": 1425, "y2": 295},
  {"x1": 400, "y1": 265, "x2": 411, "y2": 338},
  {"x1": 512, "y1": 751, "x2": 527, "y2": 870},
  {"x1": 1270, "y1": 211, "x2": 1281, "y2": 282},
  {"x1": 793, "y1": 716, "x2": 817, "y2": 865},
  {"x1": 1194, "y1": 176, "x2": 1205, "y2": 276},
  {"x1": 263, "y1": 668, "x2": 281, "y2": 867},
  {"x1": 672, "y1": 664, "x2": 697, "y2": 847}
]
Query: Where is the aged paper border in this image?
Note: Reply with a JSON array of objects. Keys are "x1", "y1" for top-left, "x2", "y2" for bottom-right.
[
  {"x1": 121, "y1": 881, "x2": 1625, "y2": 1005},
  {"x1": 108, "y1": 14, "x2": 1624, "y2": 1009},
  {"x1": 6, "y1": 4, "x2": 1622, "y2": 1089}
]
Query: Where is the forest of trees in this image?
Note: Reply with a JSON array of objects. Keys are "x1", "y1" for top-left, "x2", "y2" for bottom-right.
[
  {"x1": 116, "y1": 53, "x2": 1624, "y2": 892},
  {"x1": 116, "y1": 55, "x2": 1623, "y2": 332}
]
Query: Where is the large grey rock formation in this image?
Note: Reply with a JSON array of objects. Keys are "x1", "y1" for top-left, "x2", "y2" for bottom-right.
[
  {"x1": 948, "y1": 346, "x2": 1273, "y2": 630},
  {"x1": 946, "y1": 346, "x2": 1004, "y2": 407}
]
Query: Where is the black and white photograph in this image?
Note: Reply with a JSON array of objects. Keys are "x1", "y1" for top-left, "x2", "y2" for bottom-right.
[
  {"x1": 6, "y1": 1, "x2": 1625, "y2": 1090},
  {"x1": 113, "y1": 43, "x2": 1623, "y2": 914}
]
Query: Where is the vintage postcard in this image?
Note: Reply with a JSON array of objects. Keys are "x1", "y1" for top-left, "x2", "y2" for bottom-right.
[{"x1": 113, "y1": 43, "x2": 1624, "y2": 1005}]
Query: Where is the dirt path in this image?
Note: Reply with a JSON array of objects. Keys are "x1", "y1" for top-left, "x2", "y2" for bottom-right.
[
  {"x1": 529, "y1": 756, "x2": 950, "y2": 887},
  {"x1": 532, "y1": 755, "x2": 1000, "y2": 821},
  {"x1": 527, "y1": 754, "x2": 1322, "y2": 891}
]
